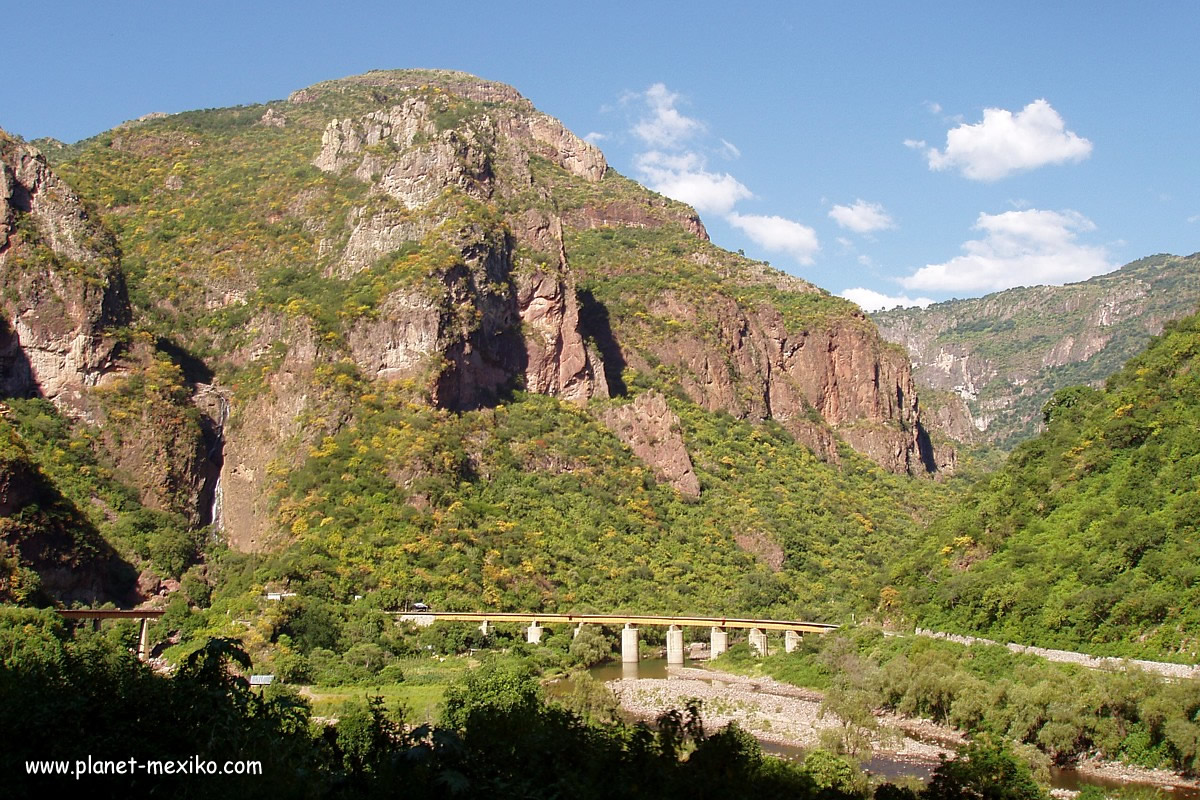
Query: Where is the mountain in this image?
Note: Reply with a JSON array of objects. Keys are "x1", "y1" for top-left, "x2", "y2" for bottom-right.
[
  {"x1": 901, "y1": 310, "x2": 1200, "y2": 660},
  {"x1": 0, "y1": 70, "x2": 946, "y2": 615},
  {"x1": 873, "y1": 253, "x2": 1200, "y2": 449}
]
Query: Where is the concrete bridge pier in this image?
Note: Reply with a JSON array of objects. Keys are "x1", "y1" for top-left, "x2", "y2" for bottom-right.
[
  {"x1": 137, "y1": 618, "x2": 150, "y2": 662},
  {"x1": 666, "y1": 625, "x2": 685, "y2": 665},
  {"x1": 621, "y1": 623, "x2": 639, "y2": 663},
  {"x1": 479, "y1": 620, "x2": 490, "y2": 637},
  {"x1": 710, "y1": 627, "x2": 728, "y2": 659},
  {"x1": 749, "y1": 627, "x2": 768, "y2": 657},
  {"x1": 785, "y1": 630, "x2": 802, "y2": 653},
  {"x1": 526, "y1": 621, "x2": 543, "y2": 644},
  {"x1": 573, "y1": 623, "x2": 585, "y2": 639}
]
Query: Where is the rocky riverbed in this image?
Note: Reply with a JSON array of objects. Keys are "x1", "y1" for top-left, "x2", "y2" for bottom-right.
[
  {"x1": 607, "y1": 666, "x2": 958, "y2": 763},
  {"x1": 604, "y1": 665, "x2": 1200, "y2": 794}
]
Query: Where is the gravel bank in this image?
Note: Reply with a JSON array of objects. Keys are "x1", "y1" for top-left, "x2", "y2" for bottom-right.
[
  {"x1": 605, "y1": 665, "x2": 1200, "y2": 791},
  {"x1": 912, "y1": 628, "x2": 1199, "y2": 680},
  {"x1": 607, "y1": 667, "x2": 957, "y2": 763}
]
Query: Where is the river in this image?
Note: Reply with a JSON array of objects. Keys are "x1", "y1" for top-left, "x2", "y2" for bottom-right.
[{"x1": 550, "y1": 658, "x2": 1199, "y2": 797}]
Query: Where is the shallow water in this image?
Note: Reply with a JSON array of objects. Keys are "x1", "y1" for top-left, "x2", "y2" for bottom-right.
[{"x1": 554, "y1": 658, "x2": 1198, "y2": 797}]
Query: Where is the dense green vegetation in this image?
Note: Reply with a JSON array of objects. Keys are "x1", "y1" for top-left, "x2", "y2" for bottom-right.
[
  {"x1": 4, "y1": 607, "x2": 1055, "y2": 799},
  {"x1": 716, "y1": 627, "x2": 1200, "y2": 776},
  {"x1": 0, "y1": 398, "x2": 199, "y2": 591},
  {"x1": 250, "y1": 386, "x2": 948, "y2": 621},
  {"x1": 901, "y1": 312, "x2": 1200, "y2": 660}
]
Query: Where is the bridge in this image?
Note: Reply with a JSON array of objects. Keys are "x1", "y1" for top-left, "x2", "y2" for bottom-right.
[
  {"x1": 394, "y1": 611, "x2": 839, "y2": 665},
  {"x1": 57, "y1": 609, "x2": 165, "y2": 661}
]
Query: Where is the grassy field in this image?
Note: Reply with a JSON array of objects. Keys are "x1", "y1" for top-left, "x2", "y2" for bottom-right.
[{"x1": 301, "y1": 655, "x2": 478, "y2": 723}]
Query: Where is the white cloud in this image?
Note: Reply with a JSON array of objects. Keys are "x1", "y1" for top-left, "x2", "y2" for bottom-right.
[
  {"x1": 899, "y1": 209, "x2": 1114, "y2": 293},
  {"x1": 632, "y1": 83, "x2": 704, "y2": 148},
  {"x1": 829, "y1": 199, "x2": 896, "y2": 233},
  {"x1": 623, "y1": 82, "x2": 821, "y2": 267},
  {"x1": 584, "y1": 131, "x2": 608, "y2": 144},
  {"x1": 841, "y1": 287, "x2": 935, "y2": 312},
  {"x1": 921, "y1": 99, "x2": 1092, "y2": 181},
  {"x1": 726, "y1": 212, "x2": 820, "y2": 264},
  {"x1": 903, "y1": 139, "x2": 926, "y2": 150},
  {"x1": 635, "y1": 150, "x2": 752, "y2": 215},
  {"x1": 924, "y1": 101, "x2": 942, "y2": 115}
]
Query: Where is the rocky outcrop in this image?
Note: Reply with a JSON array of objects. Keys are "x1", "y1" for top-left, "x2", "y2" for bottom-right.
[
  {"x1": 517, "y1": 268, "x2": 607, "y2": 403},
  {"x1": 220, "y1": 314, "x2": 324, "y2": 552},
  {"x1": 626, "y1": 291, "x2": 927, "y2": 474},
  {"x1": 598, "y1": 391, "x2": 700, "y2": 497},
  {"x1": 562, "y1": 198, "x2": 708, "y2": 242},
  {"x1": 349, "y1": 290, "x2": 443, "y2": 382},
  {"x1": 345, "y1": 214, "x2": 608, "y2": 408},
  {"x1": 88, "y1": 344, "x2": 210, "y2": 524},
  {"x1": 337, "y1": 206, "x2": 430, "y2": 277},
  {"x1": 313, "y1": 94, "x2": 606, "y2": 210},
  {"x1": 496, "y1": 112, "x2": 607, "y2": 183},
  {"x1": 0, "y1": 132, "x2": 129, "y2": 410}
]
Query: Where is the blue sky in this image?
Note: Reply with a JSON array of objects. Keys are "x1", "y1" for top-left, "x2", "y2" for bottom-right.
[{"x1": 5, "y1": 2, "x2": 1197, "y2": 309}]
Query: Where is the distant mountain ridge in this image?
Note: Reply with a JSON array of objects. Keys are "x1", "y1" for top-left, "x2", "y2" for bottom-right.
[
  {"x1": 872, "y1": 253, "x2": 1200, "y2": 448},
  {"x1": 903, "y1": 308, "x2": 1200, "y2": 660}
]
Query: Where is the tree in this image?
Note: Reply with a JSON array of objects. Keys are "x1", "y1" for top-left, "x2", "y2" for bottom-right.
[{"x1": 923, "y1": 738, "x2": 1047, "y2": 800}]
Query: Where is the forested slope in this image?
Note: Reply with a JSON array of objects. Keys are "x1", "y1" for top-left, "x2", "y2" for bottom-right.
[{"x1": 904, "y1": 311, "x2": 1200, "y2": 660}]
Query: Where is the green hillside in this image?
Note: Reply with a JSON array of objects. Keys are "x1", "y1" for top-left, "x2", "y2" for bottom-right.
[{"x1": 903, "y1": 311, "x2": 1200, "y2": 660}]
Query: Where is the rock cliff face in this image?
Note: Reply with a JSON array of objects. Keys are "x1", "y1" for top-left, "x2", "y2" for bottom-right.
[
  {"x1": 313, "y1": 93, "x2": 606, "y2": 214},
  {"x1": 0, "y1": 132, "x2": 129, "y2": 410},
  {"x1": 620, "y1": 291, "x2": 928, "y2": 474},
  {"x1": 873, "y1": 253, "x2": 1200, "y2": 448},
  {"x1": 0, "y1": 133, "x2": 216, "y2": 529},
  {"x1": 598, "y1": 392, "x2": 700, "y2": 497},
  {"x1": 315, "y1": 87, "x2": 610, "y2": 410},
  {"x1": 517, "y1": 267, "x2": 608, "y2": 404}
]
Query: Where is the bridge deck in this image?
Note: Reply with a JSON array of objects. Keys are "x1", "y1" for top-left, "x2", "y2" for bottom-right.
[
  {"x1": 57, "y1": 609, "x2": 166, "y2": 620},
  {"x1": 394, "y1": 611, "x2": 837, "y2": 633}
]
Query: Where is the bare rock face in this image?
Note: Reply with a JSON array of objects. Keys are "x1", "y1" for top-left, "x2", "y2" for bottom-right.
[
  {"x1": 337, "y1": 206, "x2": 430, "y2": 277},
  {"x1": 344, "y1": 224, "x2": 522, "y2": 409},
  {"x1": 314, "y1": 94, "x2": 606, "y2": 213},
  {"x1": 346, "y1": 218, "x2": 608, "y2": 409},
  {"x1": 85, "y1": 342, "x2": 210, "y2": 524},
  {"x1": 349, "y1": 290, "x2": 442, "y2": 382},
  {"x1": 562, "y1": 198, "x2": 708, "y2": 242},
  {"x1": 517, "y1": 269, "x2": 607, "y2": 403},
  {"x1": 598, "y1": 391, "x2": 700, "y2": 497},
  {"x1": 629, "y1": 292, "x2": 928, "y2": 474},
  {"x1": 0, "y1": 132, "x2": 130, "y2": 409},
  {"x1": 498, "y1": 112, "x2": 607, "y2": 183},
  {"x1": 220, "y1": 315, "x2": 324, "y2": 552},
  {"x1": 312, "y1": 81, "x2": 614, "y2": 411},
  {"x1": 258, "y1": 107, "x2": 287, "y2": 128}
]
